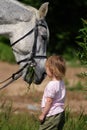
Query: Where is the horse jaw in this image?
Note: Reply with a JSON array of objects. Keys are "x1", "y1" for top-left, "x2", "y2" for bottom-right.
[
  {"x1": 22, "y1": 59, "x2": 47, "y2": 85},
  {"x1": 34, "y1": 59, "x2": 47, "y2": 84}
]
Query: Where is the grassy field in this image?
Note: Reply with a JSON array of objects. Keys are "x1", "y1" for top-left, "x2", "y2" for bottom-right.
[
  {"x1": 0, "y1": 42, "x2": 87, "y2": 130},
  {"x1": 0, "y1": 89, "x2": 87, "y2": 130},
  {"x1": 0, "y1": 43, "x2": 15, "y2": 63},
  {"x1": 0, "y1": 104, "x2": 87, "y2": 130}
]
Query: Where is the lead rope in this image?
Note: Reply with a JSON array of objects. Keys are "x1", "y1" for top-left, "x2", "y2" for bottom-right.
[
  {"x1": 0, "y1": 63, "x2": 29, "y2": 90},
  {"x1": 0, "y1": 61, "x2": 37, "y2": 90},
  {"x1": 0, "y1": 73, "x2": 22, "y2": 90}
]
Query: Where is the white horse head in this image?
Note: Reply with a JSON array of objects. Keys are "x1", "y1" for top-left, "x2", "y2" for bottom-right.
[{"x1": 0, "y1": 0, "x2": 49, "y2": 84}]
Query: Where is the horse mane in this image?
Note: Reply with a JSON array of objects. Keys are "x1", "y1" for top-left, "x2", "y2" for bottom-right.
[{"x1": 0, "y1": 0, "x2": 37, "y2": 24}]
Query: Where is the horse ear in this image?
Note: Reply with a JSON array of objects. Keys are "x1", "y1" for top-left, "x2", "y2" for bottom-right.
[{"x1": 39, "y1": 2, "x2": 49, "y2": 19}]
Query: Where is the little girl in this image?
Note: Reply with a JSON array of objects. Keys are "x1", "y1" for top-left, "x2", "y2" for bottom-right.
[{"x1": 39, "y1": 55, "x2": 66, "y2": 130}]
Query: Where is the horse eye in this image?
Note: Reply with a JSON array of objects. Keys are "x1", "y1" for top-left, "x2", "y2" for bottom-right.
[{"x1": 41, "y1": 35, "x2": 47, "y2": 40}]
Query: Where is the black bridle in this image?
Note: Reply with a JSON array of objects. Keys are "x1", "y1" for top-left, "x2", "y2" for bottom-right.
[
  {"x1": 12, "y1": 19, "x2": 47, "y2": 64},
  {"x1": 0, "y1": 19, "x2": 47, "y2": 90}
]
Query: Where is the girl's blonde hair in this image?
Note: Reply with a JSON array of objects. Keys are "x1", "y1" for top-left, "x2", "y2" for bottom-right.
[{"x1": 45, "y1": 55, "x2": 66, "y2": 79}]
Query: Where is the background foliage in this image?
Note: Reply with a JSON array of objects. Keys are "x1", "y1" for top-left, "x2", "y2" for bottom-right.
[
  {"x1": 76, "y1": 19, "x2": 87, "y2": 65},
  {"x1": 0, "y1": 0, "x2": 87, "y2": 62},
  {"x1": 18, "y1": 0, "x2": 87, "y2": 57},
  {"x1": 76, "y1": 19, "x2": 87, "y2": 79}
]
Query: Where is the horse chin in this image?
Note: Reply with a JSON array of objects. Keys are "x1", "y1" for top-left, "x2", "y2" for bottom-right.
[
  {"x1": 23, "y1": 68, "x2": 46, "y2": 85},
  {"x1": 34, "y1": 72, "x2": 47, "y2": 84},
  {"x1": 34, "y1": 79, "x2": 42, "y2": 84},
  {"x1": 24, "y1": 76, "x2": 43, "y2": 85},
  {"x1": 23, "y1": 70, "x2": 47, "y2": 85}
]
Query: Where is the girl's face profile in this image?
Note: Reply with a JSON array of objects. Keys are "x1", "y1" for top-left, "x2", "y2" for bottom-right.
[{"x1": 46, "y1": 66, "x2": 52, "y2": 78}]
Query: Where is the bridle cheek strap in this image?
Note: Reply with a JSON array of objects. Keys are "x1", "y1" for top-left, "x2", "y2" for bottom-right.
[{"x1": 16, "y1": 20, "x2": 47, "y2": 65}]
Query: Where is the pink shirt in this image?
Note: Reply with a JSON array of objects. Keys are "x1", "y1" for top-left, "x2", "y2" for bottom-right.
[{"x1": 41, "y1": 80, "x2": 66, "y2": 117}]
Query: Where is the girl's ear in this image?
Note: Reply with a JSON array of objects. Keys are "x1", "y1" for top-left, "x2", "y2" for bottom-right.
[{"x1": 38, "y1": 2, "x2": 49, "y2": 19}]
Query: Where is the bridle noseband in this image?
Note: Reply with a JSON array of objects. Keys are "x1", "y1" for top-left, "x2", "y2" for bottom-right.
[{"x1": 0, "y1": 19, "x2": 48, "y2": 90}]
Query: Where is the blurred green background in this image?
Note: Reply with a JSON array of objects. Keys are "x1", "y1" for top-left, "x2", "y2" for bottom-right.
[{"x1": 0, "y1": 0, "x2": 87, "y2": 63}]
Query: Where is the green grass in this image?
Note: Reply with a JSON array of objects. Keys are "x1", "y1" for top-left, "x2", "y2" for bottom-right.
[
  {"x1": 0, "y1": 100, "x2": 39, "y2": 130},
  {"x1": 0, "y1": 43, "x2": 16, "y2": 63},
  {"x1": 0, "y1": 112, "x2": 39, "y2": 130},
  {"x1": 67, "y1": 81, "x2": 86, "y2": 91},
  {"x1": 64, "y1": 108, "x2": 87, "y2": 130},
  {"x1": 0, "y1": 100, "x2": 87, "y2": 130}
]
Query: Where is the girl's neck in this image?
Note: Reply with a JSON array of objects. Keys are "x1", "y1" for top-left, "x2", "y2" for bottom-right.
[
  {"x1": 52, "y1": 76, "x2": 62, "y2": 81},
  {"x1": 52, "y1": 77, "x2": 58, "y2": 81}
]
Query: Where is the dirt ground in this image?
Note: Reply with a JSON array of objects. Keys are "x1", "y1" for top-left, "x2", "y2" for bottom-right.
[{"x1": 0, "y1": 61, "x2": 87, "y2": 114}]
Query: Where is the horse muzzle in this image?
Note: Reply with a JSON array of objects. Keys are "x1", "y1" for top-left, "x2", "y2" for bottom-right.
[
  {"x1": 24, "y1": 68, "x2": 46, "y2": 85},
  {"x1": 33, "y1": 72, "x2": 47, "y2": 84}
]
